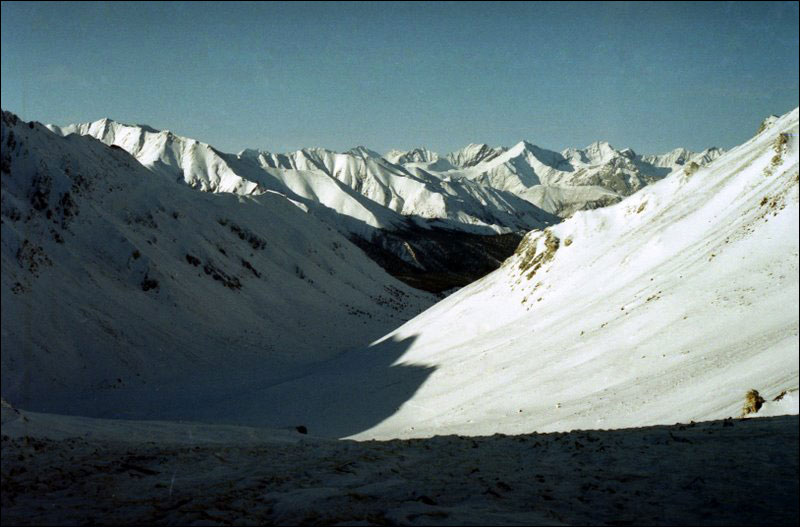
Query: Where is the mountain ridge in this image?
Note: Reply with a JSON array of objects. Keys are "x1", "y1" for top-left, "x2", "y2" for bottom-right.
[{"x1": 48, "y1": 117, "x2": 724, "y2": 220}]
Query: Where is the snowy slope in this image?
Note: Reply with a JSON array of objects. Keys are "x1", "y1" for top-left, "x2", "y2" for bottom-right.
[
  {"x1": 346, "y1": 108, "x2": 798, "y2": 439},
  {"x1": 1, "y1": 111, "x2": 434, "y2": 413},
  {"x1": 48, "y1": 120, "x2": 552, "y2": 235}
]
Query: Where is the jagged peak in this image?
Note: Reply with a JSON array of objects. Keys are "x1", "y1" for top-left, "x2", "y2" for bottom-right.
[
  {"x1": 508, "y1": 140, "x2": 534, "y2": 153},
  {"x1": 81, "y1": 117, "x2": 160, "y2": 135},
  {"x1": 583, "y1": 140, "x2": 616, "y2": 152},
  {"x1": 346, "y1": 145, "x2": 383, "y2": 159},
  {"x1": 239, "y1": 147, "x2": 269, "y2": 159},
  {"x1": 447, "y1": 143, "x2": 506, "y2": 168},
  {"x1": 559, "y1": 140, "x2": 620, "y2": 165},
  {"x1": 386, "y1": 147, "x2": 440, "y2": 164}
]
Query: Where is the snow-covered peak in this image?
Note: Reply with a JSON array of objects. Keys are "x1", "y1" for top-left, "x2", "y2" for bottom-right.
[
  {"x1": 471, "y1": 141, "x2": 564, "y2": 173},
  {"x1": 644, "y1": 147, "x2": 692, "y2": 167},
  {"x1": 346, "y1": 146, "x2": 384, "y2": 159},
  {"x1": 505, "y1": 140, "x2": 531, "y2": 157},
  {"x1": 446, "y1": 143, "x2": 506, "y2": 168},
  {"x1": 385, "y1": 147, "x2": 439, "y2": 165},
  {"x1": 435, "y1": 137, "x2": 723, "y2": 216},
  {"x1": 641, "y1": 146, "x2": 725, "y2": 169},
  {"x1": 574, "y1": 140, "x2": 619, "y2": 165},
  {"x1": 238, "y1": 147, "x2": 269, "y2": 159}
]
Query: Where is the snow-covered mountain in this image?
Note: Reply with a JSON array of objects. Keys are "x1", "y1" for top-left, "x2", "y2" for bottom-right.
[
  {"x1": 190, "y1": 108, "x2": 796, "y2": 439},
  {"x1": 47, "y1": 119, "x2": 266, "y2": 195},
  {"x1": 394, "y1": 141, "x2": 725, "y2": 217},
  {"x1": 447, "y1": 143, "x2": 508, "y2": 168},
  {"x1": 347, "y1": 108, "x2": 797, "y2": 439},
  {"x1": 47, "y1": 119, "x2": 561, "y2": 293},
  {"x1": 47, "y1": 118, "x2": 725, "y2": 226},
  {"x1": 3, "y1": 107, "x2": 796, "y2": 440},
  {"x1": 1, "y1": 111, "x2": 434, "y2": 412},
  {"x1": 47, "y1": 120, "x2": 552, "y2": 236},
  {"x1": 385, "y1": 147, "x2": 439, "y2": 165},
  {"x1": 384, "y1": 141, "x2": 725, "y2": 218},
  {"x1": 241, "y1": 144, "x2": 551, "y2": 233},
  {"x1": 2, "y1": 108, "x2": 798, "y2": 526}
]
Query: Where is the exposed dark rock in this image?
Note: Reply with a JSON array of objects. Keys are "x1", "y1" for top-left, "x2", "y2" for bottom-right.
[{"x1": 351, "y1": 226, "x2": 524, "y2": 294}]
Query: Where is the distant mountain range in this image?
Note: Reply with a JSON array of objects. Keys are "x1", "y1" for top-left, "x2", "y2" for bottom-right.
[
  {"x1": 48, "y1": 119, "x2": 723, "y2": 221},
  {"x1": 393, "y1": 140, "x2": 724, "y2": 217},
  {"x1": 44, "y1": 118, "x2": 723, "y2": 291}
]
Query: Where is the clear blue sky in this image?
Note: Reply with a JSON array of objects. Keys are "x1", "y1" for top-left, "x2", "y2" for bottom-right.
[{"x1": 2, "y1": 1, "x2": 798, "y2": 155}]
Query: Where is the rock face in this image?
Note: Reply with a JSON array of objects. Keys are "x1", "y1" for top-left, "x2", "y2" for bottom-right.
[{"x1": 742, "y1": 390, "x2": 766, "y2": 416}]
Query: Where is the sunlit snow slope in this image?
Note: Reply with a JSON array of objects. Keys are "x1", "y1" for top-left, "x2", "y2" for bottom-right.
[{"x1": 353, "y1": 108, "x2": 799, "y2": 439}]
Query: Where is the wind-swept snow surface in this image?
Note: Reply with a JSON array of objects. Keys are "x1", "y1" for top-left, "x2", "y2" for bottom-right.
[{"x1": 349, "y1": 108, "x2": 799, "y2": 440}]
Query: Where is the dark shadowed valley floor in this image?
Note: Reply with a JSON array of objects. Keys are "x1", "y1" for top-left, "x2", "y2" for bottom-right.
[{"x1": 2, "y1": 409, "x2": 797, "y2": 526}]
